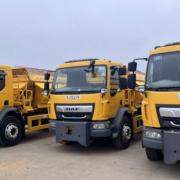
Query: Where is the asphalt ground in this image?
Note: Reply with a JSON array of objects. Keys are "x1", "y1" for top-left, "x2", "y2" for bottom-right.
[{"x1": 0, "y1": 131, "x2": 180, "y2": 180}]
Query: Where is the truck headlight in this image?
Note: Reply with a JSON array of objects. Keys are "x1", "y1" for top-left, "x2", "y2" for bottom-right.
[
  {"x1": 92, "y1": 122, "x2": 110, "y2": 130},
  {"x1": 144, "y1": 129, "x2": 162, "y2": 139}
]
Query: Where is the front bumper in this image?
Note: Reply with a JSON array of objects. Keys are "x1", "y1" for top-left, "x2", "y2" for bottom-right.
[
  {"x1": 143, "y1": 127, "x2": 180, "y2": 164},
  {"x1": 51, "y1": 120, "x2": 112, "y2": 147}
]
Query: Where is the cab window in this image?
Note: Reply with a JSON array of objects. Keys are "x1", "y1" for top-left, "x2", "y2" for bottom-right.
[
  {"x1": 0, "y1": 71, "x2": 6, "y2": 91},
  {"x1": 110, "y1": 66, "x2": 119, "y2": 90}
]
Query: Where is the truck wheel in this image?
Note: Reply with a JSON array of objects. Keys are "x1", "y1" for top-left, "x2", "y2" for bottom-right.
[
  {"x1": 0, "y1": 116, "x2": 23, "y2": 147},
  {"x1": 145, "y1": 148, "x2": 163, "y2": 161},
  {"x1": 113, "y1": 116, "x2": 132, "y2": 149}
]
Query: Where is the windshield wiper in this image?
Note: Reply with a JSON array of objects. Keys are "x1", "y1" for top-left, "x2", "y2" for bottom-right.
[{"x1": 51, "y1": 88, "x2": 101, "y2": 94}]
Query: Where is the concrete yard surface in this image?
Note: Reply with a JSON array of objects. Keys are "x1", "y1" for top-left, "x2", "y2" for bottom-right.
[{"x1": 0, "y1": 131, "x2": 180, "y2": 180}]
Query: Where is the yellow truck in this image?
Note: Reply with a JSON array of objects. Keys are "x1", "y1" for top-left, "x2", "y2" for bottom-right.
[
  {"x1": 128, "y1": 42, "x2": 180, "y2": 164},
  {"x1": 46, "y1": 59, "x2": 144, "y2": 149},
  {"x1": 0, "y1": 65, "x2": 53, "y2": 146}
]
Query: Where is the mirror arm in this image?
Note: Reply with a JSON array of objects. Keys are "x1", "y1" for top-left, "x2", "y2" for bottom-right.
[{"x1": 133, "y1": 58, "x2": 148, "y2": 62}]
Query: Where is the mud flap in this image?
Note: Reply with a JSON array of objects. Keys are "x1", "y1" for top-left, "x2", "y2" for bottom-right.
[
  {"x1": 164, "y1": 130, "x2": 180, "y2": 164},
  {"x1": 56, "y1": 121, "x2": 90, "y2": 147}
]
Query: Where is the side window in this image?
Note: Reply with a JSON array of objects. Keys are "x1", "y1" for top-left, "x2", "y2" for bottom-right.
[
  {"x1": 110, "y1": 67, "x2": 119, "y2": 90},
  {"x1": 146, "y1": 61, "x2": 154, "y2": 83},
  {"x1": 0, "y1": 71, "x2": 5, "y2": 91}
]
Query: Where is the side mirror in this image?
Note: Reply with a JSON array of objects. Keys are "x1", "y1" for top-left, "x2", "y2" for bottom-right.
[
  {"x1": 44, "y1": 82, "x2": 50, "y2": 95},
  {"x1": 128, "y1": 74, "x2": 136, "y2": 89},
  {"x1": 119, "y1": 77, "x2": 127, "y2": 90},
  {"x1": 45, "y1": 72, "x2": 50, "y2": 81},
  {"x1": 119, "y1": 67, "x2": 127, "y2": 75},
  {"x1": 128, "y1": 62, "x2": 137, "y2": 72},
  {"x1": 44, "y1": 72, "x2": 50, "y2": 95}
]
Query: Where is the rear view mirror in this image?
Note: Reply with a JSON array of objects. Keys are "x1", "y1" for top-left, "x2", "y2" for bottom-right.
[
  {"x1": 128, "y1": 62, "x2": 137, "y2": 72},
  {"x1": 128, "y1": 74, "x2": 136, "y2": 89},
  {"x1": 119, "y1": 67, "x2": 127, "y2": 75},
  {"x1": 119, "y1": 77, "x2": 127, "y2": 90},
  {"x1": 44, "y1": 82, "x2": 50, "y2": 96},
  {"x1": 45, "y1": 72, "x2": 50, "y2": 81},
  {"x1": 44, "y1": 72, "x2": 50, "y2": 95}
]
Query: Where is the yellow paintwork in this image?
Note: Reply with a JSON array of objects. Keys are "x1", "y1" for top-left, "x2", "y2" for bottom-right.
[
  {"x1": 150, "y1": 45, "x2": 180, "y2": 55},
  {"x1": 49, "y1": 59, "x2": 144, "y2": 133},
  {"x1": 58, "y1": 59, "x2": 123, "y2": 68},
  {"x1": 0, "y1": 65, "x2": 53, "y2": 133},
  {"x1": 0, "y1": 65, "x2": 14, "y2": 109},
  {"x1": 142, "y1": 44, "x2": 180, "y2": 128},
  {"x1": 142, "y1": 91, "x2": 180, "y2": 128},
  {"x1": 49, "y1": 91, "x2": 131, "y2": 120},
  {"x1": 27, "y1": 114, "x2": 49, "y2": 132},
  {"x1": 133, "y1": 115, "x2": 142, "y2": 133}
]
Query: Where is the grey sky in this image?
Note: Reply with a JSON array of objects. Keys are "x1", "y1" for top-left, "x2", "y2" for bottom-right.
[{"x1": 0, "y1": 0, "x2": 180, "y2": 71}]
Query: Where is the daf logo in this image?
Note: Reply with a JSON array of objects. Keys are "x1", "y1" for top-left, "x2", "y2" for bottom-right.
[
  {"x1": 65, "y1": 107, "x2": 79, "y2": 112},
  {"x1": 56, "y1": 105, "x2": 93, "y2": 113},
  {"x1": 66, "y1": 95, "x2": 80, "y2": 100}
]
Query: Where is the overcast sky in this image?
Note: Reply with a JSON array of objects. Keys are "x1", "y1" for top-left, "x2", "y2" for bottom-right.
[{"x1": 0, "y1": 0, "x2": 180, "y2": 71}]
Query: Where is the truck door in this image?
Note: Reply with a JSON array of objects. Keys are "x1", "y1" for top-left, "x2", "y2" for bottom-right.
[
  {"x1": 0, "y1": 68, "x2": 13, "y2": 109},
  {"x1": 109, "y1": 66, "x2": 123, "y2": 118}
]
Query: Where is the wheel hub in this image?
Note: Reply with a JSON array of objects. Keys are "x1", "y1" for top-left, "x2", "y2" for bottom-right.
[
  {"x1": 5, "y1": 123, "x2": 19, "y2": 139},
  {"x1": 122, "y1": 125, "x2": 131, "y2": 141}
]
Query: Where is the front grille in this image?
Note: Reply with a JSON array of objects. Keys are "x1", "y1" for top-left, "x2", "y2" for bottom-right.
[{"x1": 55, "y1": 104, "x2": 94, "y2": 122}]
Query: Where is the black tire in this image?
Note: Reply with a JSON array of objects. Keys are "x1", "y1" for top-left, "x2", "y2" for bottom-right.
[
  {"x1": 145, "y1": 148, "x2": 163, "y2": 161},
  {"x1": 0, "y1": 116, "x2": 23, "y2": 147},
  {"x1": 112, "y1": 116, "x2": 132, "y2": 149}
]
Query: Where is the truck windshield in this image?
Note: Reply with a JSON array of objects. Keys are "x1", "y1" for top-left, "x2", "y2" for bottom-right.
[
  {"x1": 146, "y1": 52, "x2": 180, "y2": 90},
  {"x1": 52, "y1": 65, "x2": 107, "y2": 93}
]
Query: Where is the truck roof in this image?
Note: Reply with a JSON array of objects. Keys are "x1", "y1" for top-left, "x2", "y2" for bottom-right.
[
  {"x1": 58, "y1": 59, "x2": 125, "y2": 68},
  {"x1": 150, "y1": 42, "x2": 180, "y2": 55}
]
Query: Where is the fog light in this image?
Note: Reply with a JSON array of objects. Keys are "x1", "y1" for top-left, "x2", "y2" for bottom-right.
[
  {"x1": 93, "y1": 123, "x2": 106, "y2": 130},
  {"x1": 144, "y1": 130, "x2": 162, "y2": 139}
]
